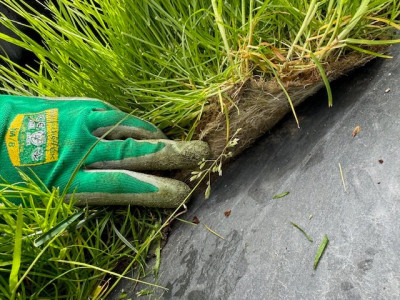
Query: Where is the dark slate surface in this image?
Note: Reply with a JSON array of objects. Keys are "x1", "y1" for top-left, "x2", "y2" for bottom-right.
[{"x1": 111, "y1": 44, "x2": 400, "y2": 299}]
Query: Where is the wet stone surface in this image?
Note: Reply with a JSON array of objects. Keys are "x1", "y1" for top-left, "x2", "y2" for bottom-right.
[{"x1": 111, "y1": 44, "x2": 400, "y2": 299}]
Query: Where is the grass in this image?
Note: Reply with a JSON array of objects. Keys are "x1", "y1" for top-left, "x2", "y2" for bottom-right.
[
  {"x1": 0, "y1": 0, "x2": 399, "y2": 138},
  {"x1": 314, "y1": 234, "x2": 329, "y2": 270},
  {"x1": 0, "y1": 0, "x2": 399, "y2": 298},
  {"x1": 290, "y1": 221, "x2": 314, "y2": 243},
  {"x1": 0, "y1": 171, "x2": 166, "y2": 299}
]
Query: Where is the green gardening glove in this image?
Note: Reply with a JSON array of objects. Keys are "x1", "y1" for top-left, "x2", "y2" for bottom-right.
[{"x1": 0, "y1": 95, "x2": 210, "y2": 208}]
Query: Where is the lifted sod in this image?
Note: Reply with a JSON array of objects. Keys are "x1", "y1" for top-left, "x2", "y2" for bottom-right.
[{"x1": 0, "y1": 0, "x2": 399, "y2": 298}]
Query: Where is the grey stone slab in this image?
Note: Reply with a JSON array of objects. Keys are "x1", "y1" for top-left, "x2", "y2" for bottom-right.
[{"x1": 112, "y1": 44, "x2": 400, "y2": 299}]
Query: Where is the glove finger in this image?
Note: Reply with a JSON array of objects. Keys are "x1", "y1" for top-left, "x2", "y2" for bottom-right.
[
  {"x1": 66, "y1": 170, "x2": 191, "y2": 208},
  {"x1": 88, "y1": 109, "x2": 167, "y2": 140},
  {"x1": 85, "y1": 139, "x2": 210, "y2": 170}
]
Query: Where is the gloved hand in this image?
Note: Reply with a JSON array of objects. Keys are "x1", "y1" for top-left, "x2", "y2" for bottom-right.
[{"x1": 0, "y1": 95, "x2": 210, "y2": 208}]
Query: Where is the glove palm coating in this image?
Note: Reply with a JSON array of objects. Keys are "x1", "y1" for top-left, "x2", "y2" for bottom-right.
[{"x1": 0, "y1": 95, "x2": 210, "y2": 208}]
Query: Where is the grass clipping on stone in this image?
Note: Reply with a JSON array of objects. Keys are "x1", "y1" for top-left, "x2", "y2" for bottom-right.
[{"x1": 0, "y1": 0, "x2": 399, "y2": 298}]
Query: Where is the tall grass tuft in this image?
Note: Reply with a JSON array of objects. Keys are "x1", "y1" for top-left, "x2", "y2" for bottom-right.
[
  {"x1": 0, "y1": 171, "x2": 165, "y2": 299},
  {"x1": 0, "y1": 0, "x2": 398, "y2": 138}
]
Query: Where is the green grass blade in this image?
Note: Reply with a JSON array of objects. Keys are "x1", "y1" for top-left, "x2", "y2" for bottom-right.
[
  {"x1": 314, "y1": 235, "x2": 329, "y2": 270},
  {"x1": 337, "y1": 0, "x2": 370, "y2": 42},
  {"x1": 310, "y1": 52, "x2": 333, "y2": 107},
  {"x1": 33, "y1": 210, "x2": 84, "y2": 247},
  {"x1": 290, "y1": 222, "x2": 313, "y2": 242},
  {"x1": 211, "y1": 0, "x2": 234, "y2": 67},
  {"x1": 273, "y1": 191, "x2": 290, "y2": 199},
  {"x1": 272, "y1": 69, "x2": 300, "y2": 128},
  {"x1": 286, "y1": 0, "x2": 318, "y2": 60},
  {"x1": 111, "y1": 221, "x2": 139, "y2": 254},
  {"x1": 54, "y1": 260, "x2": 168, "y2": 290},
  {"x1": 345, "y1": 44, "x2": 393, "y2": 59},
  {"x1": 9, "y1": 205, "x2": 23, "y2": 298},
  {"x1": 344, "y1": 38, "x2": 400, "y2": 45},
  {"x1": 202, "y1": 223, "x2": 225, "y2": 240},
  {"x1": 152, "y1": 237, "x2": 162, "y2": 276}
]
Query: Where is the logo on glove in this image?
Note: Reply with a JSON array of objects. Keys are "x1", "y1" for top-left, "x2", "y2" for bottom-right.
[{"x1": 6, "y1": 109, "x2": 59, "y2": 166}]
